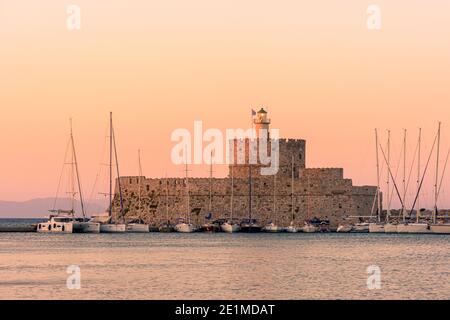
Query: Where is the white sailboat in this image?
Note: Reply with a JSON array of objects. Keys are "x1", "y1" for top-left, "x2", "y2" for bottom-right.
[
  {"x1": 221, "y1": 166, "x2": 241, "y2": 233},
  {"x1": 430, "y1": 122, "x2": 450, "y2": 234},
  {"x1": 175, "y1": 162, "x2": 198, "y2": 233},
  {"x1": 38, "y1": 120, "x2": 99, "y2": 234},
  {"x1": 263, "y1": 174, "x2": 281, "y2": 232},
  {"x1": 126, "y1": 150, "x2": 150, "y2": 233},
  {"x1": 284, "y1": 155, "x2": 299, "y2": 233},
  {"x1": 369, "y1": 129, "x2": 385, "y2": 233},
  {"x1": 98, "y1": 112, "x2": 126, "y2": 233}
]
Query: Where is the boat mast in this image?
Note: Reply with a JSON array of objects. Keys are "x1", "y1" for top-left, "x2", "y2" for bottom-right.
[
  {"x1": 417, "y1": 128, "x2": 421, "y2": 223},
  {"x1": 291, "y1": 155, "x2": 294, "y2": 222},
  {"x1": 185, "y1": 160, "x2": 190, "y2": 224},
  {"x1": 230, "y1": 166, "x2": 234, "y2": 220},
  {"x1": 248, "y1": 164, "x2": 252, "y2": 220},
  {"x1": 138, "y1": 149, "x2": 142, "y2": 215},
  {"x1": 375, "y1": 129, "x2": 381, "y2": 223},
  {"x1": 112, "y1": 113, "x2": 124, "y2": 224},
  {"x1": 433, "y1": 122, "x2": 441, "y2": 224},
  {"x1": 386, "y1": 130, "x2": 391, "y2": 222},
  {"x1": 209, "y1": 151, "x2": 213, "y2": 213},
  {"x1": 165, "y1": 174, "x2": 169, "y2": 223},
  {"x1": 109, "y1": 112, "x2": 113, "y2": 221},
  {"x1": 273, "y1": 173, "x2": 277, "y2": 224},
  {"x1": 70, "y1": 119, "x2": 86, "y2": 219},
  {"x1": 402, "y1": 129, "x2": 407, "y2": 222},
  {"x1": 70, "y1": 119, "x2": 76, "y2": 218}
]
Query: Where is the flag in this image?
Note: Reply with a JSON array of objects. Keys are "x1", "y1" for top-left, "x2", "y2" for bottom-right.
[{"x1": 251, "y1": 109, "x2": 256, "y2": 117}]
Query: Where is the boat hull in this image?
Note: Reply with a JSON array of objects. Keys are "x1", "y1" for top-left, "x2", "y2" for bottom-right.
[
  {"x1": 263, "y1": 224, "x2": 281, "y2": 233},
  {"x1": 240, "y1": 225, "x2": 262, "y2": 233},
  {"x1": 396, "y1": 223, "x2": 410, "y2": 233},
  {"x1": 174, "y1": 223, "x2": 198, "y2": 233},
  {"x1": 126, "y1": 224, "x2": 149, "y2": 233},
  {"x1": 337, "y1": 225, "x2": 352, "y2": 233},
  {"x1": 369, "y1": 223, "x2": 385, "y2": 233},
  {"x1": 302, "y1": 225, "x2": 318, "y2": 233},
  {"x1": 100, "y1": 224, "x2": 126, "y2": 233},
  {"x1": 73, "y1": 222, "x2": 100, "y2": 233},
  {"x1": 37, "y1": 222, "x2": 73, "y2": 233},
  {"x1": 384, "y1": 223, "x2": 398, "y2": 233},
  {"x1": 406, "y1": 223, "x2": 430, "y2": 234},
  {"x1": 430, "y1": 224, "x2": 450, "y2": 234},
  {"x1": 221, "y1": 223, "x2": 241, "y2": 233},
  {"x1": 284, "y1": 226, "x2": 299, "y2": 233},
  {"x1": 159, "y1": 224, "x2": 175, "y2": 232},
  {"x1": 201, "y1": 224, "x2": 220, "y2": 232}
]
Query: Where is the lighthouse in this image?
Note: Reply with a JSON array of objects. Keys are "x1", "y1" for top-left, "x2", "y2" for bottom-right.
[{"x1": 253, "y1": 108, "x2": 270, "y2": 137}]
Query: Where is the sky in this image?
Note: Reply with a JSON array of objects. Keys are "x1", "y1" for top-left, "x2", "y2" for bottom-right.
[{"x1": 0, "y1": 1, "x2": 450, "y2": 209}]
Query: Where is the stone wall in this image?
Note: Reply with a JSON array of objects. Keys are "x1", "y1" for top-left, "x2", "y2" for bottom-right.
[{"x1": 111, "y1": 167, "x2": 377, "y2": 228}]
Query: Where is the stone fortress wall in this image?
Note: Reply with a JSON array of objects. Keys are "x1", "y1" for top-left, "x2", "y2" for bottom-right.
[{"x1": 111, "y1": 109, "x2": 378, "y2": 228}]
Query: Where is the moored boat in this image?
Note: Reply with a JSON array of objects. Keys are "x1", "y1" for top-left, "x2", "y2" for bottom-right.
[
  {"x1": 430, "y1": 223, "x2": 450, "y2": 234},
  {"x1": 352, "y1": 222, "x2": 369, "y2": 233},
  {"x1": 369, "y1": 223, "x2": 385, "y2": 233},
  {"x1": 337, "y1": 224, "x2": 353, "y2": 233}
]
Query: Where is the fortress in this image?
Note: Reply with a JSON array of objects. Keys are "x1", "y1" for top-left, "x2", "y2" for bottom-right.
[{"x1": 112, "y1": 109, "x2": 377, "y2": 228}]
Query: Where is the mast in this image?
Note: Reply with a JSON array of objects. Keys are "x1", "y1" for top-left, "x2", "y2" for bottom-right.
[
  {"x1": 109, "y1": 112, "x2": 113, "y2": 220},
  {"x1": 165, "y1": 174, "x2": 169, "y2": 223},
  {"x1": 70, "y1": 119, "x2": 76, "y2": 218},
  {"x1": 230, "y1": 166, "x2": 234, "y2": 220},
  {"x1": 248, "y1": 164, "x2": 252, "y2": 219},
  {"x1": 386, "y1": 130, "x2": 391, "y2": 222},
  {"x1": 417, "y1": 128, "x2": 421, "y2": 223},
  {"x1": 375, "y1": 129, "x2": 381, "y2": 223},
  {"x1": 273, "y1": 174, "x2": 277, "y2": 224},
  {"x1": 185, "y1": 161, "x2": 190, "y2": 224},
  {"x1": 433, "y1": 122, "x2": 441, "y2": 224},
  {"x1": 291, "y1": 155, "x2": 294, "y2": 222},
  {"x1": 112, "y1": 114, "x2": 124, "y2": 223},
  {"x1": 70, "y1": 119, "x2": 86, "y2": 219},
  {"x1": 402, "y1": 129, "x2": 407, "y2": 222},
  {"x1": 138, "y1": 149, "x2": 142, "y2": 215},
  {"x1": 209, "y1": 151, "x2": 213, "y2": 213}
]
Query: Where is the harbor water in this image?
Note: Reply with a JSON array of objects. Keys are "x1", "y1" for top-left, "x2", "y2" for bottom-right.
[{"x1": 0, "y1": 220, "x2": 449, "y2": 300}]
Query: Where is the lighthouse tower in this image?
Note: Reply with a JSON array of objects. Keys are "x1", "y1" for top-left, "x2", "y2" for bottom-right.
[{"x1": 253, "y1": 108, "x2": 270, "y2": 137}]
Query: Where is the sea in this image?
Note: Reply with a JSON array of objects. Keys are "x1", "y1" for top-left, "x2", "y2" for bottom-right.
[{"x1": 0, "y1": 219, "x2": 449, "y2": 300}]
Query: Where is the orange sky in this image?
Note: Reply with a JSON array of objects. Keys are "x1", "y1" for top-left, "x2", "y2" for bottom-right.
[{"x1": 1, "y1": 1, "x2": 450, "y2": 209}]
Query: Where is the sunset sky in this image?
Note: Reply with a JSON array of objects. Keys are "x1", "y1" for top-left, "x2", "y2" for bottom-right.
[{"x1": 1, "y1": 1, "x2": 450, "y2": 209}]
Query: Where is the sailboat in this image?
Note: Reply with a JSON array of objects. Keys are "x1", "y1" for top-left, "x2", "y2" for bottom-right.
[
  {"x1": 95, "y1": 112, "x2": 126, "y2": 233},
  {"x1": 263, "y1": 174, "x2": 281, "y2": 232},
  {"x1": 37, "y1": 120, "x2": 100, "y2": 234},
  {"x1": 201, "y1": 152, "x2": 220, "y2": 232},
  {"x1": 126, "y1": 150, "x2": 150, "y2": 233},
  {"x1": 381, "y1": 130, "x2": 397, "y2": 233},
  {"x1": 240, "y1": 164, "x2": 262, "y2": 233},
  {"x1": 369, "y1": 129, "x2": 385, "y2": 233},
  {"x1": 221, "y1": 166, "x2": 241, "y2": 233},
  {"x1": 284, "y1": 155, "x2": 299, "y2": 233},
  {"x1": 159, "y1": 175, "x2": 175, "y2": 232},
  {"x1": 174, "y1": 162, "x2": 198, "y2": 233},
  {"x1": 430, "y1": 122, "x2": 450, "y2": 234}
]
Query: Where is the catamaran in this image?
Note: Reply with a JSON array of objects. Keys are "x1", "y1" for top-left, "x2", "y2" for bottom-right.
[{"x1": 38, "y1": 120, "x2": 100, "y2": 234}]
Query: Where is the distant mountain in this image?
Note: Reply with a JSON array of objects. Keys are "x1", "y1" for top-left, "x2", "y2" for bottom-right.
[{"x1": 0, "y1": 198, "x2": 108, "y2": 218}]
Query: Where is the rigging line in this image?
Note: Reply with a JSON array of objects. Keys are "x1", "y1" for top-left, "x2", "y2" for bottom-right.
[
  {"x1": 404, "y1": 134, "x2": 420, "y2": 208},
  {"x1": 379, "y1": 144, "x2": 405, "y2": 209},
  {"x1": 437, "y1": 147, "x2": 450, "y2": 203},
  {"x1": 52, "y1": 136, "x2": 71, "y2": 211},
  {"x1": 388, "y1": 139, "x2": 404, "y2": 209},
  {"x1": 71, "y1": 121, "x2": 86, "y2": 219},
  {"x1": 408, "y1": 132, "x2": 438, "y2": 216},
  {"x1": 112, "y1": 121, "x2": 125, "y2": 222}
]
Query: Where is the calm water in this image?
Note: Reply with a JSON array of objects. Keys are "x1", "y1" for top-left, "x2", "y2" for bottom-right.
[{"x1": 0, "y1": 220, "x2": 449, "y2": 300}]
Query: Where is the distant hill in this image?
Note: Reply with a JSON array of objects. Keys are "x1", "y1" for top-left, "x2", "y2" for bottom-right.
[{"x1": 0, "y1": 198, "x2": 108, "y2": 218}]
